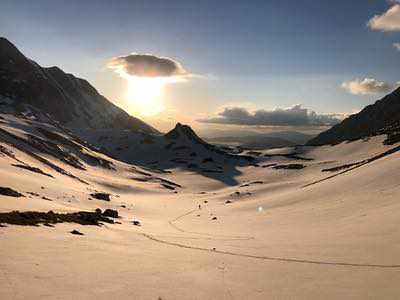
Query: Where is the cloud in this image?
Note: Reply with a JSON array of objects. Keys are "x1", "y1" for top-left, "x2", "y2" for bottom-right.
[
  {"x1": 394, "y1": 42, "x2": 400, "y2": 51},
  {"x1": 368, "y1": 4, "x2": 400, "y2": 32},
  {"x1": 198, "y1": 105, "x2": 344, "y2": 127},
  {"x1": 341, "y1": 78, "x2": 393, "y2": 95},
  {"x1": 108, "y1": 53, "x2": 189, "y2": 79}
]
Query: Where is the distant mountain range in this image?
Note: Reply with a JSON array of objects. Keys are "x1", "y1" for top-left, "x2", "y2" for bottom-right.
[
  {"x1": 307, "y1": 87, "x2": 400, "y2": 146},
  {"x1": 0, "y1": 37, "x2": 157, "y2": 134},
  {"x1": 206, "y1": 131, "x2": 315, "y2": 149},
  {"x1": 207, "y1": 135, "x2": 295, "y2": 149}
]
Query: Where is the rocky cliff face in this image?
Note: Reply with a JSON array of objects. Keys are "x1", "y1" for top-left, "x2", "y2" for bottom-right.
[
  {"x1": 307, "y1": 87, "x2": 400, "y2": 146},
  {"x1": 0, "y1": 37, "x2": 157, "y2": 134}
]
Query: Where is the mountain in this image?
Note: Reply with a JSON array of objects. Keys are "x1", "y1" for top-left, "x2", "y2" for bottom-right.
[
  {"x1": 206, "y1": 135, "x2": 295, "y2": 149},
  {"x1": 0, "y1": 37, "x2": 157, "y2": 134},
  {"x1": 307, "y1": 87, "x2": 400, "y2": 146},
  {"x1": 265, "y1": 131, "x2": 315, "y2": 145},
  {"x1": 76, "y1": 122, "x2": 254, "y2": 169},
  {"x1": 165, "y1": 123, "x2": 208, "y2": 144},
  {"x1": 205, "y1": 131, "x2": 315, "y2": 149}
]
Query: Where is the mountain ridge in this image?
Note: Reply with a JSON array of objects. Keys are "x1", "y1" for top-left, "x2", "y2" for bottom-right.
[
  {"x1": 0, "y1": 37, "x2": 158, "y2": 134},
  {"x1": 307, "y1": 87, "x2": 400, "y2": 146}
]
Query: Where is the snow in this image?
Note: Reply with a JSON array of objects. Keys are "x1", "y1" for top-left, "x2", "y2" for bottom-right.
[{"x1": 0, "y1": 114, "x2": 400, "y2": 299}]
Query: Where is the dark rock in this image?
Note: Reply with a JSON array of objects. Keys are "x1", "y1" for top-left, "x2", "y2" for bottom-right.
[
  {"x1": 12, "y1": 163, "x2": 54, "y2": 178},
  {"x1": 0, "y1": 187, "x2": 23, "y2": 197},
  {"x1": 201, "y1": 169, "x2": 223, "y2": 173},
  {"x1": 27, "y1": 192, "x2": 40, "y2": 197},
  {"x1": 158, "y1": 178, "x2": 182, "y2": 188},
  {"x1": 161, "y1": 184, "x2": 175, "y2": 190},
  {"x1": 322, "y1": 161, "x2": 364, "y2": 172},
  {"x1": 212, "y1": 217, "x2": 217, "y2": 220},
  {"x1": 103, "y1": 209, "x2": 118, "y2": 218},
  {"x1": 247, "y1": 151, "x2": 262, "y2": 156},
  {"x1": 90, "y1": 193, "x2": 111, "y2": 201},
  {"x1": 273, "y1": 164, "x2": 305, "y2": 170},
  {"x1": 133, "y1": 220, "x2": 141, "y2": 226},
  {"x1": 261, "y1": 163, "x2": 277, "y2": 168},
  {"x1": 0, "y1": 210, "x2": 115, "y2": 226},
  {"x1": 70, "y1": 229, "x2": 84, "y2": 235}
]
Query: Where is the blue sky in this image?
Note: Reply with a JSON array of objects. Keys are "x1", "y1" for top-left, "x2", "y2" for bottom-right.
[{"x1": 1, "y1": 0, "x2": 399, "y2": 131}]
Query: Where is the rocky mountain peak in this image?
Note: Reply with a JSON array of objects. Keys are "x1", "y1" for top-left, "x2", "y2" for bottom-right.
[{"x1": 165, "y1": 123, "x2": 206, "y2": 144}]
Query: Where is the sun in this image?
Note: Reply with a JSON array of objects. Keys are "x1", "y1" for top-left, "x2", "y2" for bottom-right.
[{"x1": 126, "y1": 77, "x2": 166, "y2": 117}]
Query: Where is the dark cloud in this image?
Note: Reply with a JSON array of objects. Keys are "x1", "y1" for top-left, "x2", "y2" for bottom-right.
[
  {"x1": 108, "y1": 53, "x2": 189, "y2": 78},
  {"x1": 198, "y1": 105, "x2": 343, "y2": 126}
]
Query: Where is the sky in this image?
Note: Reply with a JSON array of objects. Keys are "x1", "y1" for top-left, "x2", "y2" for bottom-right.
[{"x1": 1, "y1": 0, "x2": 400, "y2": 133}]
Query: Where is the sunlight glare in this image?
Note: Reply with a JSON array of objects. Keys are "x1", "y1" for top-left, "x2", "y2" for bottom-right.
[{"x1": 126, "y1": 77, "x2": 166, "y2": 117}]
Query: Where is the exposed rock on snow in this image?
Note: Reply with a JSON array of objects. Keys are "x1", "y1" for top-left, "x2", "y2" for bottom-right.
[
  {"x1": 0, "y1": 210, "x2": 115, "y2": 226},
  {"x1": 90, "y1": 192, "x2": 111, "y2": 201},
  {"x1": 0, "y1": 186, "x2": 23, "y2": 197},
  {"x1": 272, "y1": 163, "x2": 305, "y2": 170}
]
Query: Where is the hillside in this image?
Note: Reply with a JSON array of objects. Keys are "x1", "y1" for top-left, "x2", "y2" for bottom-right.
[
  {"x1": 307, "y1": 87, "x2": 400, "y2": 146},
  {"x1": 2, "y1": 113, "x2": 400, "y2": 298},
  {"x1": 0, "y1": 37, "x2": 157, "y2": 134}
]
